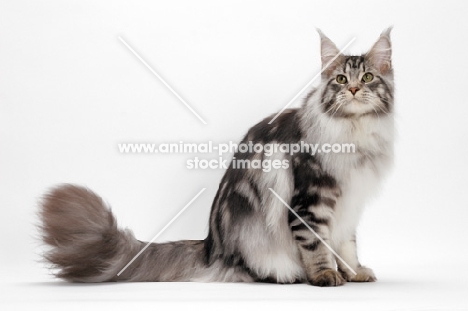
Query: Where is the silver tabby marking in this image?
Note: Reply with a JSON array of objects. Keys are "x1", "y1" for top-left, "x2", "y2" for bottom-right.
[{"x1": 40, "y1": 29, "x2": 394, "y2": 286}]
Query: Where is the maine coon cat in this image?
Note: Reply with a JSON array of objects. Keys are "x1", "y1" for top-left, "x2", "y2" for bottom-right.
[{"x1": 40, "y1": 29, "x2": 394, "y2": 287}]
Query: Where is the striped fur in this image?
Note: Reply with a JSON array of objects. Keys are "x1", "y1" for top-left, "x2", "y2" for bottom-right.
[{"x1": 40, "y1": 29, "x2": 394, "y2": 286}]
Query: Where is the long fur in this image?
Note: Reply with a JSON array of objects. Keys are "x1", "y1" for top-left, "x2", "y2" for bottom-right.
[{"x1": 40, "y1": 29, "x2": 394, "y2": 286}]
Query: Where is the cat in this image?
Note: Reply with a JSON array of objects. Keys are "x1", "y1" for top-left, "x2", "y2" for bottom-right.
[{"x1": 39, "y1": 29, "x2": 394, "y2": 287}]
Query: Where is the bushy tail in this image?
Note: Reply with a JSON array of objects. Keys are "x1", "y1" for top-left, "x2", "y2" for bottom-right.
[
  {"x1": 40, "y1": 184, "x2": 140, "y2": 282},
  {"x1": 39, "y1": 184, "x2": 251, "y2": 283}
]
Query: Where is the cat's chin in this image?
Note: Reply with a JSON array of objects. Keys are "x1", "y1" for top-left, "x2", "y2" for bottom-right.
[{"x1": 342, "y1": 99, "x2": 375, "y2": 116}]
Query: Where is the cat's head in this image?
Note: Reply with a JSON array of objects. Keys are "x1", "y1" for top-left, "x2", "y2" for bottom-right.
[{"x1": 318, "y1": 29, "x2": 393, "y2": 118}]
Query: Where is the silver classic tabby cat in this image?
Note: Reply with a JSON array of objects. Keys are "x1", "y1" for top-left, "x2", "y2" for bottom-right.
[{"x1": 40, "y1": 29, "x2": 394, "y2": 287}]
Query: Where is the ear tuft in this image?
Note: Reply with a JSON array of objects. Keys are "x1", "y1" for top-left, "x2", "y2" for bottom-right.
[
  {"x1": 367, "y1": 28, "x2": 393, "y2": 74},
  {"x1": 318, "y1": 29, "x2": 343, "y2": 75}
]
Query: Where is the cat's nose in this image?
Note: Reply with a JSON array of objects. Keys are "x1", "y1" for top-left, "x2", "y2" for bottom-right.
[{"x1": 349, "y1": 87, "x2": 360, "y2": 95}]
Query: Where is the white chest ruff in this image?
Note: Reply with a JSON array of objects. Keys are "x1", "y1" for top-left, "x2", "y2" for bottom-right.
[
  {"x1": 330, "y1": 166, "x2": 382, "y2": 247},
  {"x1": 316, "y1": 116, "x2": 394, "y2": 247}
]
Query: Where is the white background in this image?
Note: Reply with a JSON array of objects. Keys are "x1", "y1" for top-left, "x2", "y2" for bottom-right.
[{"x1": 1, "y1": 0, "x2": 468, "y2": 310}]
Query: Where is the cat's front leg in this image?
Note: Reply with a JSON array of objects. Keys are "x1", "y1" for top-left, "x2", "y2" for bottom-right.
[
  {"x1": 336, "y1": 236, "x2": 376, "y2": 282},
  {"x1": 289, "y1": 199, "x2": 346, "y2": 287}
]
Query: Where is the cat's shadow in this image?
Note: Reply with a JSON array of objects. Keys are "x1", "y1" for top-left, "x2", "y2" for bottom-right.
[
  {"x1": 20, "y1": 279, "x2": 410, "y2": 288},
  {"x1": 19, "y1": 281, "x2": 121, "y2": 287}
]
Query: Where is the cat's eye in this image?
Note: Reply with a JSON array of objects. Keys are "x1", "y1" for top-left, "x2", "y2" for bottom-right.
[
  {"x1": 336, "y1": 75, "x2": 347, "y2": 84},
  {"x1": 362, "y1": 72, "x2": 374, "y2": 83}
]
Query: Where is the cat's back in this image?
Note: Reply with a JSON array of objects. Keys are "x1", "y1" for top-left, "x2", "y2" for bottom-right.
[{"x1": 243, "y1": 108, "x2": 303, "y2": 145}]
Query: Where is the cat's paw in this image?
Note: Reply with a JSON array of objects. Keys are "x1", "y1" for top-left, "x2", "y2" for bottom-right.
[
  {"x1": 343, "y1": 266, "x2": 377, "y2": 282},
  {"x1": 308, "y1": 269, "x2": 346, "y2": 287}
]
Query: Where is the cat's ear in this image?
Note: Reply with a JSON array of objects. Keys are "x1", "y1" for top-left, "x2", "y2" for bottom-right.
[
  {"x1": 367, "y1": 28, "x2": 392, "y2": 74},
  {"x1": 318, "y1": 29, "x2": 343, "y2": 75}
]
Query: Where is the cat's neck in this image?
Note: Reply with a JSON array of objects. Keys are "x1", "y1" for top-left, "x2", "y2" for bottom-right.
[{"x1": 299, "y1": 86, "x2": 394, "y2": 145}]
